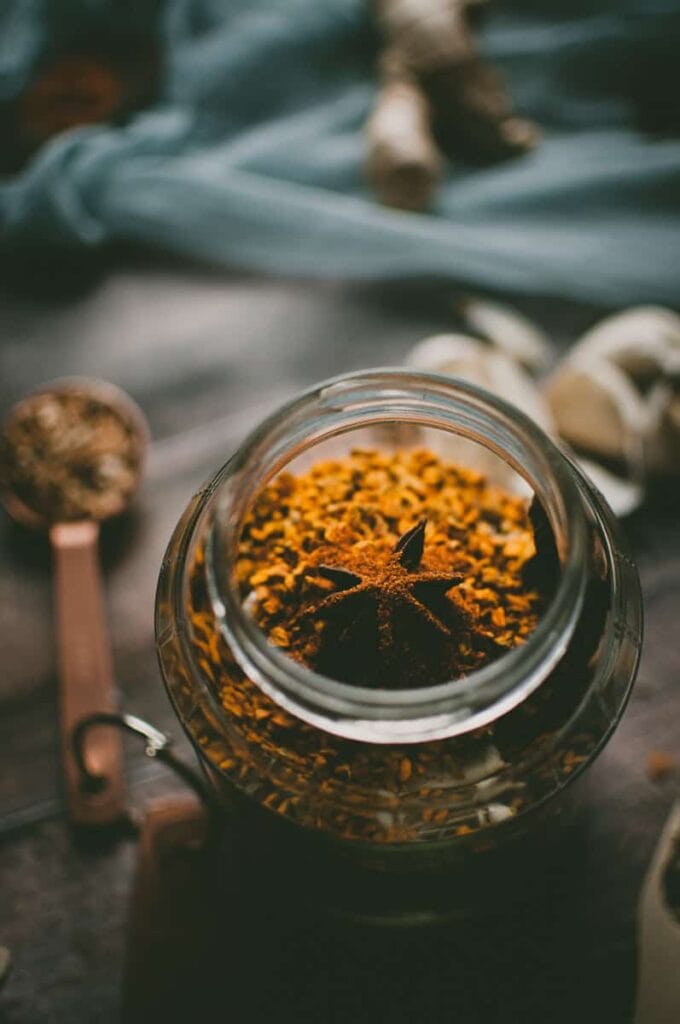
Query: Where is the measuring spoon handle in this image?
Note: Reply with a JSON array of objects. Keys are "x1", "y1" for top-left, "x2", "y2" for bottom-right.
[{"x1": 50, "y1": 521, "x2": 126, "y2": 827}]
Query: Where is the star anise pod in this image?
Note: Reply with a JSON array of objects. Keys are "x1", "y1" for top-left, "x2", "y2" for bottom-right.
[{"x1": 306, "y1": 519, "x2": 470, "y2": 686}]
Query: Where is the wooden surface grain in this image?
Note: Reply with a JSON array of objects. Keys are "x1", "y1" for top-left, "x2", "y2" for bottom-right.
[{"x1": 0, "y1": 254, "x2": 678, "y2": 1023}]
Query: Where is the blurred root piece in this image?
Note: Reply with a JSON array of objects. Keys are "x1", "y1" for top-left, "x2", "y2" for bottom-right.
[
  {"x1": 366, "y1": 0, "x2": 539, "y2": 209},
  {"x1": 404, "y1": 316, "x2": 649, "y2": 516},
  {"x1": 545, "y1": 359, "x2": 647, "y2": 468},
  {"x1": 425, "y1": 56, "x2": 540, "y2": 162},
  {"x1": 407, "y1": 332, "x2": 552, "y2": 492},
  {"x1": 576, "y1": 306, "x2": 680, "y2": 476},
  {"x1": 548, "y1": 307, "x2": 680, "y2": 477},
  {"x1": 457, "y1": 295, "x2": 551, "y2": 372},
  {"x1": 574, "y1": 306, "x2": 680, "y2": 383},
  {"x1": 409, "y1": 332, "x2": 554, "y2": 432},
  {"x1": 365, "y1": 75, "x2": 441, "y2": 210},
  {"x1": 374, "y1": 0, "x2": 476, "y2": 73}
]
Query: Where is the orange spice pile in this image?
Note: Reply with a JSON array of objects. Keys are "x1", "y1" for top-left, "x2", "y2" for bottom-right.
[
  {"x1": 237, "y1": 448, "x2": 541, "y2": 688},
  {"x1": 184, "y1": 448, "x2": 600, "y2": 843}
]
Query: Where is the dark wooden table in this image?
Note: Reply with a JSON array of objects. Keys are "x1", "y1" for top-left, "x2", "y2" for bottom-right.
[{"x1": 1, "y1": 253, "x2": 678, "y2": 1023}]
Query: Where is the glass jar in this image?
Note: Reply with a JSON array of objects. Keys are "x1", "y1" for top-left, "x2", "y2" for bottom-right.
[{"x1": 155, "y1": 370, "x2": 642, "y2": 922}]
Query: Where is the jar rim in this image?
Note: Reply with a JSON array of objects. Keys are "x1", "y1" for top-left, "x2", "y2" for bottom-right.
[{"x1": 206, "y1": 369, "x2": 590, "y2": 743}]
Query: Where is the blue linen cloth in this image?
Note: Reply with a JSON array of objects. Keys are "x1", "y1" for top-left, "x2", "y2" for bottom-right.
[{"x1": 1, "y1": 0, "x2": 679, "y2": 304}]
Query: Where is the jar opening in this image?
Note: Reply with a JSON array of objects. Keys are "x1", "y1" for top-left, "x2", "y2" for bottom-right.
[{"x1": 206, "y1": 370, "x2": 589, "y2": 743}]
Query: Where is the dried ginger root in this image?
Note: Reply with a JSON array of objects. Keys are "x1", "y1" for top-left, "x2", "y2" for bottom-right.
[
  {"x1": 365, "y1": 64, "x2": 442, "y2": 211},
  {"x1": 365, "y1": 0, "x2": 539, "y2": 211}
]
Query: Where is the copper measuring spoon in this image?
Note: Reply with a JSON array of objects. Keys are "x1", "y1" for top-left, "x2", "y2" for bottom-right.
[{"x1": 0, "y1": 378, "x2": 149, "y2": 827}]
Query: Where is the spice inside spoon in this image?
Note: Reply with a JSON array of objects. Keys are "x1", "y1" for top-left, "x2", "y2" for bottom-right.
[{"x1": 0, "y1": 378, "x2": 148, "y2": 827}]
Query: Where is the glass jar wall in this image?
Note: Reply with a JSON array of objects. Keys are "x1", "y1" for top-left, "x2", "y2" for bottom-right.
[{"x1": 155, "y1": 371, "x2": 642, "y2": 920}]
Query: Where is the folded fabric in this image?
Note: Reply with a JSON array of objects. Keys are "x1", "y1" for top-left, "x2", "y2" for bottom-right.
[{"x1": 1, "y1": 0, "x2": 679, "y2": 305}]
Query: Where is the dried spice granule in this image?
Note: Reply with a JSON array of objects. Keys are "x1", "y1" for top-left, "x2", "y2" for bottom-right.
[
  {"x1": 646, "y1": 751, "x2": 678, "y2": 782},
  {"x1": 237, "y1": 448, "x2": 541, "y2": 688},
  {"x1": 0, "y1": 388, "x2": 143, "y2": 522}
]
